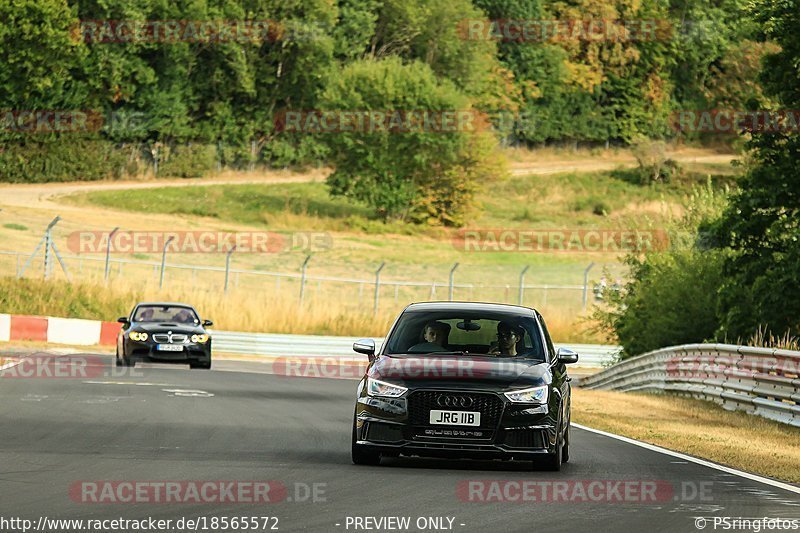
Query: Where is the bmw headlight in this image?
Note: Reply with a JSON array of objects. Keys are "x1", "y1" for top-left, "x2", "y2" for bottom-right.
[
  {"x1": 504, "y1": 385, "x2": 549, "y2": 404},
  {"x1": 191, "y1": 334, "x2": 209, "y2": 344},
  {"x1": 366, "y1": 377, "x2": 408, "y2": 398},
  {"x1": 129, "y1": 331, "x2": 148, "y2": 342}
]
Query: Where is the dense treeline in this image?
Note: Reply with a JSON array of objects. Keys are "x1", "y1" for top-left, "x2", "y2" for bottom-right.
[
  {"x1": 0, "y1": 0, "x2": 776, "y2": 222},
  {"x1": 598, "y1": 0, "x2": 800, "y2": 355}
]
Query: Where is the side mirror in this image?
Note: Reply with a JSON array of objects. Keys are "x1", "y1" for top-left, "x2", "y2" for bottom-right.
[
  {"x1": 117, "y1": 316, "x2": 128, "y2": 324},
  {"x1": 203, "y1": 319, "x2": 214, "y2": 327},
  {"x1": 556, "y1": 347, "x2": 579, "y2": 364},
  {"x1": 353, "y1": 338, "x2": 376, "y2": 360}
]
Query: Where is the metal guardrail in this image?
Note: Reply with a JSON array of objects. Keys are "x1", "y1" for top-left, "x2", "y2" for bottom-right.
[
  {"x1": 578, "y1": 343, "x2": 800, "y2": 427},
  {"x1": 210, "y1": 330, "x2": 620, "y2": 368}
]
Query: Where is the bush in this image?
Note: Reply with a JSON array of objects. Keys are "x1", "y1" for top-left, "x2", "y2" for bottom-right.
[
  {"x1": 594, "y1": 250, "x2": 726, "y2": 357},
  {"x1": 320, "y1": 57, "x2": 500, "y2": 226},
  {"x1": 159, "y1": 144, "x2": 216, "y2": 178},
  {"x1": 0, "y1": 139, "x2": 128, "y2": 183},
  {"x1": 629, "y1": 137, "x2": 682, "y2": 184}
]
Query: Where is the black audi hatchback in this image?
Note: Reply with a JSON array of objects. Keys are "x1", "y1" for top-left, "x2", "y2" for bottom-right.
[
  {"x1": 116, "y1": 302, "x2": 213, "y2": 369},
  {"x1": 351, "y1": 302, "x2": 578, "y2": 470}
]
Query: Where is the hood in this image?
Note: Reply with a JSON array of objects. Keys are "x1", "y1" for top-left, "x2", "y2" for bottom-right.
[
  {"x1": 132, "y1": 322, "x2": 206, "y2": 334},
  {"x1": 368, "y1": 354, "x2": 551, "y2": 389}
]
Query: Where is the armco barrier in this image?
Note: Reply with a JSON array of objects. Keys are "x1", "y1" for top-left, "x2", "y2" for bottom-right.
[
  {"x1": 0, "y1": 313, "x2": 619, "y2": 367},
  {"x1": 578, "y1": 343, "x2": 800, "y2": 428},
  {"x1": 210, "y1": 331, "x2": 619, "y2": 368}
]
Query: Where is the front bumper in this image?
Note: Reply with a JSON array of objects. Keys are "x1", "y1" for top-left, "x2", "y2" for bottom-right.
[
  {"x1": 124, "y1": 340, "x2": 211, "y2": 364},
  {"x1": 354, "y1": 389, "x2": 559, "y2": 460}
]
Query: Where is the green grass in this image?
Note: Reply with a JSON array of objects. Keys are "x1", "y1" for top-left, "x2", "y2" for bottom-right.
[
  {"x1": 3, "y1": 223, "x2": 27, "y2": 231},
  {"x1": 0, "y1": 277, "x2": 135, "y2": 319},
  {"x1": 57, "y1": 165, "x2": 736, "y2": 292},
  {"x1": 66, "y1": 167, "x2": 737, "y2": 234}
]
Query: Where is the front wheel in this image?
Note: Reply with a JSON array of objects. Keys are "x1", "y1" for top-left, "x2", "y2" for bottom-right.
[
  {"x1": 351, "y1": 421, "x2": 381, "y2": 466},
  {"x1": 537, "y1": 423, "x2": 563, "y2": 471},
  {"x1": 562, "y1": 420, "x2": 570, "y2": 464},
  {"x1": 190, "y1": 361, "x2": 212, "y2": 370}
]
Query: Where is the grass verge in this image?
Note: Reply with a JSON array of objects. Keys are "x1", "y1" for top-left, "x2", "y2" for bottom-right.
[
  {"x1": 63, "y1": 166, "x2": 739, "y2": 236},
  {"x1": 572, "y1": 389, "x2": 800, "y2": 483},
  {"x1": 0, "y1": 277, "x2": 601, "y2": 341}
]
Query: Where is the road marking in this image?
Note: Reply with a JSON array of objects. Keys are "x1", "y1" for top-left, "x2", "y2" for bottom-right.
[
  {"x1": 162, "y1": 389, "x2": 214, "y2": 397},
  {"x1": 573, "y1": 423, "x2": 800, "y2": 495},
  {"x1": 83, "y1": 381, "x2": 174, "y2": 386},
  {"x1": 21, "y1": 394, "x2": 48, "y2": 402}
]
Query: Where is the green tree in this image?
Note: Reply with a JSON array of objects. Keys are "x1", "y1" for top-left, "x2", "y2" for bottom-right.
[
  {"x1": 320, "y1": 57, "x2": 498, "y2": 225},
  {"x1": 712, "y1": 0, "x2": 800, "y2": 339}
]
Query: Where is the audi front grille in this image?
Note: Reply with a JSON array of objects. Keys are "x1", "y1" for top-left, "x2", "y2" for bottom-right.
[{"x1": 407, "y1": 390, "x2": 504, "y2": 429}]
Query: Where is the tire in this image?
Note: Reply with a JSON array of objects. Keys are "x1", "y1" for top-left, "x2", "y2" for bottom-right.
[
  {"x1": 119, "y1": 349, "x2": 133, "y2": 367},
  {"x1": 115, "y1": 348, "x2": 123, "y2": 367},
  {"x1": 537, "y1": 422, "x2": 563, "y2": 472},
  {"x1": 190, "y1": 361, "x2": 212, "y2": 370},
  {"x1": 562, "y1": 419, "x2": 571, "y2": 464},
  {"x1": 351, "y1": 421, "x2": 381, "y2": 466}
]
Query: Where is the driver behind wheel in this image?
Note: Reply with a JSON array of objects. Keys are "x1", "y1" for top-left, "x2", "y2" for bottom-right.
[{"x1": 489, "y1": 321, "x2": 525, "y2": 357}]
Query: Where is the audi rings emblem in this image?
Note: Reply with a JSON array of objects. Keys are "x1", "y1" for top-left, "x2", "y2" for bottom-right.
[{"x1": 436, "y1": 395, "x2": 474, "y2": 408}]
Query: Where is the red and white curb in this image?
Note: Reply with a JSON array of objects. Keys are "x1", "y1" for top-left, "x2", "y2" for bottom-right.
[{"x1": 0, "y1": 313, "x2": 119, "y2": 346}]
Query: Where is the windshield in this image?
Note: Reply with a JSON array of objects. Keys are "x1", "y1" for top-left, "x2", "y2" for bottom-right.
[
  {"x1": 384, "y1": 310, "x2": 546, "y2": 361},
  {"x1": 133, "y1": 305, "x2": 199, "y2": 324}
]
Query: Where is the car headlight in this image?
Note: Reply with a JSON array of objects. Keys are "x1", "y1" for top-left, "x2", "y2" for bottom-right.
[
  {"x1": 366, "y1": 377, "x2": 408, "y2": 398},
  {"x1": 504, "y1": 385, "x2": 549, "y2": 404},
  {"x1": 191, "y1": 334, "x2": 209, "y2": 344},
  {"x1": 129, "y1": 331, "x2": 148, "y2": 342}
]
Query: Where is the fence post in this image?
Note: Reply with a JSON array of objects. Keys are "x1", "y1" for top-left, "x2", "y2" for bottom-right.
[
  {"x1": 518, "y1": 265, "x2": 530, "y2": 305},
  {"x1": 224, "y1": 245, "x2": 237, "y2": 294},
  {"x1": 159, "y1": 236, "x2": 175, "y2": 289},
  {"x1": 582, "y1": 262, "x2": 595, "y2": 310},
  {"x1": 373, "y1": 262, "x2": 386, "y2": 315},
  {"x1": 20, "y1": 216, "x2": 68, "y2": 280},
  {"x1": 104, "y1": 227, "x2": 119, "y2": 283},
  {"x1": 448, "y1": 263, "x2": 459, "y2": 301},
  {"x1": 299, "y1": 255, "x2": 311, "y2": 305}
]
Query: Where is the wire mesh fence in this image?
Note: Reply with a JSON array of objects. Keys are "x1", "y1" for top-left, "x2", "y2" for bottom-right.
[{"x1": 1, "y1": 216, "x2": 629, "y2": 316}]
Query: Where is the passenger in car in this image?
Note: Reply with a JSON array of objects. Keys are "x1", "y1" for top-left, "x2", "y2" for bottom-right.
[
  {"x1": 408, "y1": 321, "x2": 450, "y2": 353},
  {"x1": 489, "y1": 321, "x2": 525, "y2": 357}
]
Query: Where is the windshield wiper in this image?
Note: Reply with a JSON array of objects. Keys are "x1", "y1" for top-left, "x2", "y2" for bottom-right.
[{"x1": 419, "y1": 350, "x2": 470, "y2": 356}]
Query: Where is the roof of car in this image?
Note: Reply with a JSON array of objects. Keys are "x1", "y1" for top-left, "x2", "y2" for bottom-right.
[
  {"x1": 134, "y1": 302, "x2": 197, "y2": 309},
  {"x1": 403, "y1": 301, "x2": 538, "y2": 316}
]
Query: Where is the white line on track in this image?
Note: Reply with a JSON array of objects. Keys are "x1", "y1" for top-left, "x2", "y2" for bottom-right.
[
  {"x1": 83, "y1": 380, "x2": 176, "y2": 386},
  {"x1": 573, "y1": 423, "x2": 800, "y2": 495}
]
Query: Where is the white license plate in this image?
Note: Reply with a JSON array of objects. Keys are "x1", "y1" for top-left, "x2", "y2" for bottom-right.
[
  {"x1": 429, "y1": 410, "x2": 481, "y2": 426},
  {"x1": 157, "y1": 344, "x2": 184, "y2": 352}
]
